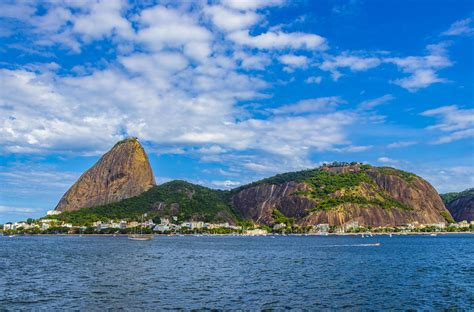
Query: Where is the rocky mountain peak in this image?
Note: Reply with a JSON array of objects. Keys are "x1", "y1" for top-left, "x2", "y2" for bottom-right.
[{"x1": 55, "y1": 138, "x2": 155, "y2": 212}]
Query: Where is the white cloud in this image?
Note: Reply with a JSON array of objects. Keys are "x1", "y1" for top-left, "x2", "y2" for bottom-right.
[
  {"x1": 278, "y1": 54, "x2": 308, "y2": 71},
  {"x1": 387, "y1": 141, "x2": 417, "y2": 148},
  {"x1": 320, "y1": 53, "x2": 381, "y2": 80},
  {"x1": 377, "y1": 156, "x2": 399, "y2": 164},
  {"x1": 421, "y1": 105, "x2": 474, "y2": 144},
  {"x1": 270, "y1": 96, "x2": 344, "y2": 114},
  {"x1": 415, "y1": 165, "x2": 474, "y2": 193},
  {"x1": 72, "y1": 0, "x2": 134, "y2": 40},
  {"x1": 222, "y1": 0, "x2": 284, "y2": 10},
  {"x1": 229, "y1": 30, "x2": 326, "y2": 50},
  {"x1": 358, "y1": 94, "x2": 394, "y2": 110},
  {"x1": 305, "y1": 76, "x2": 322, "y2": 84},
  {"x1": 137, "y1": 5, "x2": 212, "y2": 55},
  {"x1": 0, "y1": 205, "x2": 41, "y2": 214},
  {"x1": 205, "y1": 5, "x2": 260, "y2": 32},
  {"x1": 442, "y1": 18, "x2": 473, "y2": 36},
  {"x1": 211, "y1": 180, "x2": 241, "y2": 188},
  {"x1": 386, "y1": 43, "x2": 452, "y2": 91},
  {"x1": 234, "y1": 51, "x2": 271, "y2": 70}
]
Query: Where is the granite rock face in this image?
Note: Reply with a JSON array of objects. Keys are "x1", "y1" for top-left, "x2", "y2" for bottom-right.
[
  {"x1": 446, "y1": 195, "x2": 474, "y2": 222},
  {"x1": 231, "y1": 165, "x2": 451, "y2": 227},
  {"x1": 55, "y1": 138, "x2": 155, "y2": 212}
]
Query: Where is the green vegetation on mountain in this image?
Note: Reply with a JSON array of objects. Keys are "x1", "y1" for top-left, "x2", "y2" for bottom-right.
[
  {"x1": 376, "y1": 166, "x2": 416, "y2": 183},
  {"x1": 49, "y1": 180, "x2": 237, "y2": 225},
  {"x1": 236, "y1": 162, "x2": 413, "y2": 212},
  {"x1": 299, "y1": 169, "x2": 411, "y2": 211},
  {"x1": 440, "y1": 188, "x2": 474, "y2": 204},
  {"x1": 47, "y1": 161, "x2": 448, "y2": 227}
]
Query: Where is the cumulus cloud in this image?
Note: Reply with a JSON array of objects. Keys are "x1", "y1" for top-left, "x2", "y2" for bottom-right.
[
  {"x1": 205, "y1": 5, "x2": 260, "y2": 32},
  {"x1": 320, "y1": 53, "x2": 381, "y2": 80},
  {"x1": 278, "y1": 54, "x2": 309, "y2": 71},
  {"x1": 229, "y1": 30, "x2": 327, "y2": 50},
  {"x1": 386, "y1": 43, "x2": 452, "y2": 91},
  {"x1": 421, "y1": 105, "x2": 474, "y2": 144}
]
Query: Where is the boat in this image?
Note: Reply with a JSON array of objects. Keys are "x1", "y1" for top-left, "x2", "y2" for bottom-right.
[
  {"x1": 430, "y1": 233, "x2": 437, "y2": 237},
  {"x1": 128, "y1": 234, "x2": 154, "y2": 241},
  {"x1": 128, "y1": 213, "x2": 154, "y2": 241}
]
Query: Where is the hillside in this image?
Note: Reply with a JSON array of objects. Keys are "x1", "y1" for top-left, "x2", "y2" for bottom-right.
[
  {"x1": 48, "y1": 158, "x2": 453, "y2": 227},
  {"x1": 231, "y1": 163, "x2": 452, "y2": 226},
  {"x1": 50, "y1": 180, "x2": 237, "y2": 225},
  {"x1": 441, "y1": 188, "x2": 474, "y2": 222}
]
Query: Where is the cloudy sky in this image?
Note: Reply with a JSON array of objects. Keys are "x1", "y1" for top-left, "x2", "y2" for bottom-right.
[{"x1": 0, "y1": 0, "x2": 473, "y2": 223}]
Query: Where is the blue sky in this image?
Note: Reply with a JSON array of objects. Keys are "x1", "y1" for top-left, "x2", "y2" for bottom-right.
[{"x1": 0, "y1": 0, "x2": 473, "y2": 223}]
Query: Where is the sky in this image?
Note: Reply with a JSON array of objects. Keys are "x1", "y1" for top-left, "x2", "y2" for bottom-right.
[{"x1": 0, "y1": 0, "x2": 473, "y2": 223}]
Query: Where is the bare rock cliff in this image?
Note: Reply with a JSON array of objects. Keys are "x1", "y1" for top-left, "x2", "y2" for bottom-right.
[
  {"x1": 446, "y1": 195, "x2": 474, "y2": 222},
  {"x1": 232, "y1": 165, "x2": 451, "y2": 227},
  {"x1": 55, "y1": 138, "x2": 155, "y2": 212}
]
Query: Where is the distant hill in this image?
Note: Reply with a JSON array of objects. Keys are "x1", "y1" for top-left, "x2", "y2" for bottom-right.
[
  {"x1": 441, "y1": 188, "x2": 474, "y2": 222},
  {"x1": 51, "y1": 180, "x2": 238, "y2": 225},
  {"x1": 231, "y1": 163, "x2": 452, "y2": 226},
  {"x1": 48, "y1": 141, "x2": 454, "y2": 227}
]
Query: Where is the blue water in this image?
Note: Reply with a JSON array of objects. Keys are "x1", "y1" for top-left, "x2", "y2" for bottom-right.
[{"x1": 0, "y1": 235, "x2": 473, "y2": 310}]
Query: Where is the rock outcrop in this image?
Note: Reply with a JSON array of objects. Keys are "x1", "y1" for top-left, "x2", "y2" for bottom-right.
[
  {"x1": 231, "y1": 164, "x2": 452, "y2": 227},
  {"x1": 446, "y1": 195, "x2": 474, "y2": 222},
  {"x1": 55, "y1": 138, "x2": 155, "y2": 212}
]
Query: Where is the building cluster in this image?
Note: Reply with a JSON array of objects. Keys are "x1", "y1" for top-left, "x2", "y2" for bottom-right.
[
  {"x1": 2, "y1": 215, "x2": 473, "y2": 234},
  {"x1": 1, "y1": 216, "x2": 244, "y2": 233},
  {"x1": 152, "y1": 218, "x2": 241, "y2": 232}
]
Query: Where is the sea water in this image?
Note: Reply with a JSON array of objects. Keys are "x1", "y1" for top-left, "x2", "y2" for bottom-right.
[{"x1": 1, "y1": 235, "x2": 473, "y2": 310}]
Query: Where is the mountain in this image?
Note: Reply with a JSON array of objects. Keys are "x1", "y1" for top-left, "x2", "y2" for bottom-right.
[
  {"x1": 231, "y1": 163, "x2": 452, "y2": 227},
  {"x1": 52, "y1": 180, "x2": 237, "y2": 225},
  {"x1": 55, "y1": 138, "x2": 156, "y2": 212},
  {"x1": 441, "y1": 188, "x2": 474, "y2": 222},
  {"x1": 51, "y1": 144, "x2": 453, "y2": 227}
]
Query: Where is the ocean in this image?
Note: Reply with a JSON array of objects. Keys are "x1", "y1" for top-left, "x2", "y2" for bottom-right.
[{"x1": 1, "y1": 235, "x2": 473, "y2": 310}]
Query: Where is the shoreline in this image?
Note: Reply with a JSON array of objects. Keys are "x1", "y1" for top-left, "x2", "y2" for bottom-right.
[{"x1": 2, "y1": 232, "x2": 473, "y2": 237}]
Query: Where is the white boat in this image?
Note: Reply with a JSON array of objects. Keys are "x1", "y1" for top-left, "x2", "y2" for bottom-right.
[
  {"x1": 128, "y1": 234, "x2": 154, "y2": 241},
  {"x1": 128, "y1": 213, "x2": 154, "y2": 241}
]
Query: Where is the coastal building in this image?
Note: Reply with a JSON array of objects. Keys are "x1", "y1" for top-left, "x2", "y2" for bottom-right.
[
  {"x1": 344, "y1": 221, "x2": 360, "y2": 231},
  {"x1": 205, "y1": 222, "x2": 231, "y2": 229},
  {"x1": 190, "y1": 221, "x2": 205, "y2": 230},
  {"x1": 429, "y1": 223, "x2": 446, "y2": 229},
  {"x1": 3, "y1": 223, "x2": 13, "y2": 231},
  {"x1": 314, "y1": 224, "x2": 330, "y2": 233},
  {"x1": 46, "y1": 210, "x2": 61, "y2": 216},
  {"x1": 154, "y1": 224, "x2": 170, "y2": 232},
  {"x1": 127, "y1": 221, "x2": 139, "y2": 228},
  {"x1": 245, "y1": 228, "x2": 268, "y2": 236}
]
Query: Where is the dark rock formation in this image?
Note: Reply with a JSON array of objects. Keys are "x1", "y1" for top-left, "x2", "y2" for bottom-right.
[
  {"x1": 446, "y1": 195, "x2": 474, "y2": 222},
  {"x1": 55, "y1": 138, "x2": 155, "y2": 212}
]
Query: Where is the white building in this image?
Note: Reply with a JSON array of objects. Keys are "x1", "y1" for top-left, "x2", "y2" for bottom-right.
[{"x1": 46, "y1": 210, "x2": 61, "y2": 216}]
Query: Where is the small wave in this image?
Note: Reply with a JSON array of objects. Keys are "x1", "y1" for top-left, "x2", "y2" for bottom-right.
[{"x1": 322, "y1": 243, "x2": 381, "y2": 247}]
